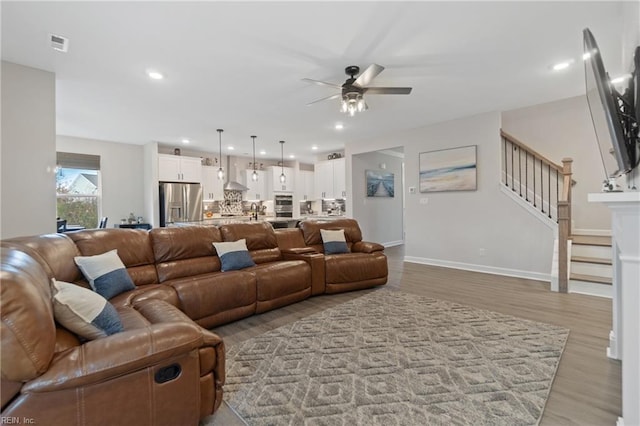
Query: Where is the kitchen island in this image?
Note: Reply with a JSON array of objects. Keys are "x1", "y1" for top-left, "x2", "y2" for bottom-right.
[
  {"x1": 169, "y1": 214, "x2": 346, "y2": 228},
  {"x1": 302, "y1": 214, "x2": 346, "y2": 221}
]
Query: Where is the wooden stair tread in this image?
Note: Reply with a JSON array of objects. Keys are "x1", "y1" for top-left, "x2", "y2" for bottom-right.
[
  {"x1": 570, "y1": 273, "x2": 612, "y2": 285},
  {"x1": 570, "y1": 235, "x2": 612, "y2": 247},
  {"x1": 571, "y1": 255, "x2": 612, "y2": 265}
]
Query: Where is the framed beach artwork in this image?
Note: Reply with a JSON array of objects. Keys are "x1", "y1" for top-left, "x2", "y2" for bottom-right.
[
  {"x1": 366, "y1": 170, "x2": 394, "y2": 197},
  {"x1": 419, "y1": 145, "x2": 477, "y2": 192}
]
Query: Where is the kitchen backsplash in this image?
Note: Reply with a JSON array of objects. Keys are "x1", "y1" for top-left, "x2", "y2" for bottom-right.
[
  {"x1": 220, "y1": 190, "x2": 243, "y2": 215},
  {"x1": 300, "y1": 201, "x2": 313, "y2": 215},
  {"x1": 206, "y1": 195, "x2": 342, "y2": 217},
  {"x1": 203, "y1": 200, "x2": 220, "y2": 216},
  {"x1": 321, "y1": 199, "x2": 345, "y2": 215},
  {"x1": 204, "y1": 197, "x2": 267, "y2": 218}
]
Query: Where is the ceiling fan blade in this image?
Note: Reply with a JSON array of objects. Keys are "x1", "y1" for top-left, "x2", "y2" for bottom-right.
[
  {"x1": 354, "y1": 63, "x2": 384, "y2": 87},
  {"x1": 306, "y1": 93, "x2": 341, "y2": 106},
  {"x1": 301, "y1": 78, "x2": 343, "y2": 89},
  {"x1": 364, "y1": 87, "x2": 412, "y2": 95}
]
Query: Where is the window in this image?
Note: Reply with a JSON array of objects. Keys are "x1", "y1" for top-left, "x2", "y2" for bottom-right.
[{"x1": 56, "y1": 152, "x2": 101, "y2": 229}]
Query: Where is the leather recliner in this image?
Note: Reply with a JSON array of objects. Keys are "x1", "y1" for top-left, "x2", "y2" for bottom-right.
[
  {"x1": 296, "y1": 219, "x2": 388, "y2": 293},
  {"x1": 218, "y1": 222, "x2": 314, "y2": 313},
  {"x1": 0, "y1": 240, "x2": 225, "y2": 425},
  {"x1": 1, "y1": 218, "x2": 387, "y2": 424}
]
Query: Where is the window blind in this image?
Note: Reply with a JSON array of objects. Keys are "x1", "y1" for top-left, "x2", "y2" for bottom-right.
[{"x1": 56, "y1": 152, "x2": 100, "y2": 170}]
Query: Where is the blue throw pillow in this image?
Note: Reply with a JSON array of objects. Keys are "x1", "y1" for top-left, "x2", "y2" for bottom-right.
[
  {"x1": 51, "y1": 279, "x2": 124, "y2": 340},
  {"x1": 74, "y1": 249, "x2": 136, "y2": 300},
  {"x1": 213, "y1": 239, "x2": 256, "y2": 272},
  {"x1": 320, "y1": 229, "x2": 349, "y2": 254}
]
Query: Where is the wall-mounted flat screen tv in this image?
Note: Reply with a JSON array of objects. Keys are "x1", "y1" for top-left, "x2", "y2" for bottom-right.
[{"x1": 583, "y1": 28, "x2": 638, "y2": 179}]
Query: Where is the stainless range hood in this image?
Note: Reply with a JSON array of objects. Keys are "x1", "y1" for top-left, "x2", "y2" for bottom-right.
[
  {"x1": 224, "y1": 181, "x2": 250, "y2": 191},
  {"x1": 223, "y1": 155, "x2": 249, "y2": 191}
]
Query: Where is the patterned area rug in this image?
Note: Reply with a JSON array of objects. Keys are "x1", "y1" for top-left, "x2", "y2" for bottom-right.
[{"x1": 224, "y1": 290, "x2": 569, "y2": 425}]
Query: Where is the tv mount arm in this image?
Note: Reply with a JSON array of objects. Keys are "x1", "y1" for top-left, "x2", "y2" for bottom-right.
[
  {"x1": 614, "y1": 78, "x2": 640, "y2": 164},
  {"x1": 605, "y1": 79, "x2": 640, "y2": 191},
  {"x1": 604, "y1": 86, "x2": 639, "y2": 191}
]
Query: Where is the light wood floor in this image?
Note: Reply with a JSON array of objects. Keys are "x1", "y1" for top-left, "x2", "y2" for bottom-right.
[{"x1": 211, "y1": 245, "x2": 621, "y2": 425}]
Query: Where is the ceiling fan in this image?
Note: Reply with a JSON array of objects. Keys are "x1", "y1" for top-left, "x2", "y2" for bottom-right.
[{"x1": 303, "y1": 64, "x2": 412, "y2": 116}]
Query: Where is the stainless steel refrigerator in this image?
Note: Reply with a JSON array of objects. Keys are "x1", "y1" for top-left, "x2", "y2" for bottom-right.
[{"x1": 159, "y1": 182, "x2": 203, "y2": 226}]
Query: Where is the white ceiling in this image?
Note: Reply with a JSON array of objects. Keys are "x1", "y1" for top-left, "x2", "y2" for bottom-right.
[{"x1": 1, "y1": 1, "x2": 628, "y2": 164}]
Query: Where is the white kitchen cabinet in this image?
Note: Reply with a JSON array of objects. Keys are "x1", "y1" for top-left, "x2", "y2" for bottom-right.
[
  {"x1": 201, "y1": 166, "x2": 225, "y2": 200},
  {"x1": 298, "y1": 170, "x2": 315, "y2": 201},
  {"x1": 242, "y1": 169, "x2": 267, "y2": 201},
  {"x1": 314, "y1": 158, "x2": 346, "y2": 199},
  {"x1": 314, "y1": 161, "x2": 333, "y2": 199},
  {"x1": 267, "y1": 166, "x2": 295, "y2": 198},
  {"x1": 332, "y1": 158, "x2": 346, "y2": 198},
  {"x1": 158, "y1": 154, "x2": 202, "y2": 183}
]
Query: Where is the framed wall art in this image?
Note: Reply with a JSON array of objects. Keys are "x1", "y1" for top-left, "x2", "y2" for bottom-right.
[
  {"x1": 419, "y1": 145, "x2": 477, "y2": 192},
  {"x1": 366, "y1": 170, "x2": 394, "y2": 197}
]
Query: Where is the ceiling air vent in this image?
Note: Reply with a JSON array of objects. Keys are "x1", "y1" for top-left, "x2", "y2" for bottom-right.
[{"x1": 50, "y1": 34, "x2": 69, "y2": 52}]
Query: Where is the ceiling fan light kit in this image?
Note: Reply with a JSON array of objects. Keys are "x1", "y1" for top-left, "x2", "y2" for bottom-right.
[
  {"x1": 304, "y1": 64, "x2": 412, "y2": 117},
  {"x1": 340, "y1": 93, "x2": 367, "y2": 116}
]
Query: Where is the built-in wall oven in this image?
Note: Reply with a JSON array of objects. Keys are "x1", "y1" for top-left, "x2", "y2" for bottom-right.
[{"x1": 274, "y1": 194, "x2": 293, "y2": 218}]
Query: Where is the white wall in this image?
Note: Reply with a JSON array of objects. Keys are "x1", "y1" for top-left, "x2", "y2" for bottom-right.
[
  {"x1": 56, "y1": 135, "x2": 145, "y2": 227},
  {"x1": 1, "y1": 61, "x2": 57, "y2": 238},
  {"x1": 143, "y1": 141, "x2": 159, "y2": 227},
  {"x1": 352, "y1": 151, "x2": 404, "y2": 246},
  {"x1": 347, "y1": 111, "x2": 555, "y2": 281},
  {"x1": 502, "y1": 95, "x2": 611, "y2": 232},
  {"x1": 621, "y1": 1, "x2": 640, "y2": 73}
]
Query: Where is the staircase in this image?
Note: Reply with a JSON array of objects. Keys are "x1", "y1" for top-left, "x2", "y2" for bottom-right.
[
  {"x1": 500, "y1": 130, "x2": 574, "y2": 293},
  {"x1": 569, "y1": 234, "x2": 612, "y2": 298},
  {"x1": 499, "y1": 130, "x2": 615, "y2": 298}
]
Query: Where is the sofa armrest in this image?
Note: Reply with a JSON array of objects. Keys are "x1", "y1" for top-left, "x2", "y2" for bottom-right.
[
  {"x1": 22, "y1": 321, "x2": 207, "y2": 392},
  {"x1": 282, "y1": 251, "x2": 326, "y2": 295},
  {"x1": 133, "y1": 298, "x2": 225, "y2": 384},
  {"x1": 352, "y1": 241, "x2": 385, "y2": 253}
]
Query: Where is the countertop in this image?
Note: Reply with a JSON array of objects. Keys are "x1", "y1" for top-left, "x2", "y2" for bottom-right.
[{"x1": 171, "y1": 214, "x2": 346, "y2": 227}]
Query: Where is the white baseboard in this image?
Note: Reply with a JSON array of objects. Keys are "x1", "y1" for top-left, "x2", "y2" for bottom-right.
[
  {"x1": 383, "y1": 240, "x2": 404, "y2": 248},
  {"x1": 404, "y1": 256, "x2": 551, "y2": 283},
  {"x1": 571, "y1": 228, "x2": 611, "y2": 237},
  {"x1": 568, "y1": 280, "x2": 612, "y2": 298}
]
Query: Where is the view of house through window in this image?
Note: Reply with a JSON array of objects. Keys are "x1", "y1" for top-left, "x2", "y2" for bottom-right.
[{"x1": 56, "y1": 152, "x2": 101, "y2": 229}]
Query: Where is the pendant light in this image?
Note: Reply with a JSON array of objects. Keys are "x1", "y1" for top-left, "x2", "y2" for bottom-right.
[
  {"x1": 279, "y1": 140, "x2": 286, "y2": 183},
  {"x1": 216, "y1": 129, "x2": 224, "y2": 180},
  {"x1": 251, "y1": 135, "x2": 258, "y2": 182}
]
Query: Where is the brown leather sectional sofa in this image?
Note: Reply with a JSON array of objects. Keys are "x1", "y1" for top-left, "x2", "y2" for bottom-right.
[{"x1": 1, "y1": 218, "x2": 387, "y2": 425}]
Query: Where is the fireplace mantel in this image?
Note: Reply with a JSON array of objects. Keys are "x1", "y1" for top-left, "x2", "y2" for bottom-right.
[{"x1": 588, "y1": 191, "x2": 640, "y2": 426}]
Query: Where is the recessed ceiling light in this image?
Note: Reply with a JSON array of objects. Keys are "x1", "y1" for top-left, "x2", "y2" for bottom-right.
[
  {"x1": 147, "y1": 70, "x2": 164, "y2": 80},
  {"x1": 311, "y1": 146, "x2": 318, "y2": 150},
  {"x1": 181, "y1": 139, "x2": 190, "y2": 144},
  {"x1": 552, "y1": 60, "x2": 573, "y2": 71},
  {"x1": 227, "y1": 146, "x2": 234, "y2": 150},
  {"x1": 259, "y1": 150, "x2": 266, "y2": 155},
  {"x1": 289, "y1": 154, "x2": 295, "y2": 159},
  {"x1": 335, "y1": 123, "x2": 344, "y2": 130}
]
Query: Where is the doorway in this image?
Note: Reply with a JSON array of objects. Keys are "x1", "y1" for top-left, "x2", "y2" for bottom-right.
[{"x1": 351, "y1": 147, "x2": 405, "y2": 247}]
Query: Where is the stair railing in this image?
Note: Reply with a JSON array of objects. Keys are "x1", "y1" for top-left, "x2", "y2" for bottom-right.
[{"x1": 500, "y1": 130, "x2": 573, "y2": 292}]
